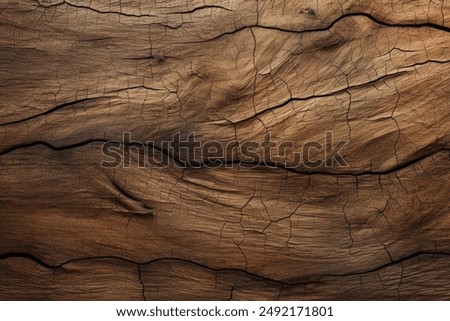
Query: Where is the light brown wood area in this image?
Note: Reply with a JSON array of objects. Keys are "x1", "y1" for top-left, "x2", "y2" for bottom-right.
[{"x1": 0, "y1": 0, "x2": 449, "y2": 300}]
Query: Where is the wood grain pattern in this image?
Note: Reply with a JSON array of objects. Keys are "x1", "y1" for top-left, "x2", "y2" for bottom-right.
[{"x1": 0, "y1": 0, "x2": 449, "y2": 300}]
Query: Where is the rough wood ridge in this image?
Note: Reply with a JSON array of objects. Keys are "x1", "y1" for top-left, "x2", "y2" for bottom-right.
[{"x1": 0, "y1": 0, "x2": 449, "y2": 300}]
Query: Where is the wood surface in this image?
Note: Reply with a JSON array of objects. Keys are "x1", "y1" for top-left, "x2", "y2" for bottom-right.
[{"x1": 0, "y1": 0, "x2": 449, "y2": 300}]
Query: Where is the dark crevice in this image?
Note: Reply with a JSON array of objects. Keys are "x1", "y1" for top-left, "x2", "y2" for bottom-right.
[
  {"x1": 137, "y1": 266, "x2": 147, "y2": 301},
  {"x1": 204, "y1": 147, "x2": 450, "y2": 176},
  {"x1": 110, "y1": 178, "x2": 155, "y2": 215},
  {"x1": 0, "y1": 140, "x2": 448, "y2": 177},
  {"x1": 185, "y1": 12, "x2": 450, "y2": 44},
  {"x1": 0, "y1": 140, "x2": 108, "y2": 157},
  {"x1": 229, "y1": 70, "x2": 409, "y2": 125},
  {"x1": 1, "y1": 59, "x2": 445, "y2": 128},
  {"x1": 33, "y1": 0, "x2": 159, "y2": 18},
  {"x1": 28, "y1": 4, "x2": 450, "y2": 42},
  {"x1": 166, "y1": 5, "x2": 232, "y2": 15},
  {"x1": 0, "y1": 252, "x2": 297, "y2": 286},
  {"x1": 0, "y1": 83, "x2": 166, "y2": 127},
  {"x1": 0, "y1": 252, "x2": 56, "y2": 269},
  {"x1": 34, "y1": 1, "x2": 232, "y2": 18},
  {"x1": 1, "y1": 251, "x2": 450, "y2": 287},
  {"x1": 230, "y1": 58, "x2": 450, "y2": 125},
  {"x1": 0, "y1": 97, "x2": 105, "y2": 126},
  {"x1": 402, "y1": 59, "x2": 450, "y2": 69},
  {"x1": 256, "y1": 12, "x2": 450, "y2": 34}
]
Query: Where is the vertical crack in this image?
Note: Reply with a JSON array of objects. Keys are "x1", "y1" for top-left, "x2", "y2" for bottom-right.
[{"x1": 137, "y1": 265, "x2": 147, "y2": 301}]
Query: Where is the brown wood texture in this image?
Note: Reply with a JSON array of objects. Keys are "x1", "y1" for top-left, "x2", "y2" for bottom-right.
[{"x1": 1, "y1": 0, "x2": 450, "y2": 300}]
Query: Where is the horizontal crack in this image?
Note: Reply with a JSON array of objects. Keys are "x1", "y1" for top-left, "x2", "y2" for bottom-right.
[
  {"x1": 1, "y1": 251, "x2": 449, "y2": 286},
  {"x1": 0, "y1": 84, "x2": 167, "y2": 127},
  {"x1": 0, "y1": 140, "x2": 448, "y2": 177},
  {"x1": 185, "y1": 12, "x2": 450, "y2": 43},
  {"x1": 256, "y1": 12, "x2": 450, "y2": 34},
  {"x1": 166, "y1": 5, "x2": 233, "y2": 15},
  {"x1": 34, "y1": 0, "x2": 159, "y2": 18},
  {"x1": 2, "y1": 60, "x2": 446, "y2": 128},
  {"x1": 22, "y1": 6, "x2": 450, "y2": 43},
  {"x1": 230, "y1": 59, "x2": 450, "y2": 125},
  {"x1": 0, "y1": 97, "x2": 105, "y2": 127},
  {"x1": 228, "y1": 70, "x2": 410, "y2": 125},
  {"x1": 0, "y1": 252, "x2": 296, "y2": 286},
  {"x1": 200, "y1": 147, "x2": 450, "y2": 176},
  {"x1": 33, "y1": 1, "x2": 232, "y2": 18}
]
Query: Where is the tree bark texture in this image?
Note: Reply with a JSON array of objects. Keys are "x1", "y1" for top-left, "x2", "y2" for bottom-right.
[{"x1": 0, "y1": 0, "x2": 450, "y2": 300}]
